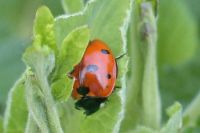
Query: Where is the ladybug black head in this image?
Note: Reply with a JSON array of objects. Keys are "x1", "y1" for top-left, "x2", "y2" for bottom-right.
[
  {"x1": 75, "y1": 96, "x2": 107, "y2": 115},
  {"x1": 77, "y1": 86, "x2": 89, "y2": 96}
]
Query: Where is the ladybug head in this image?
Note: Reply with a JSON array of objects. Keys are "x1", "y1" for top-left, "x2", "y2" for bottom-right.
[
  {"x1": 75, "y1": 96, "x2": 107, "y2": 115},
  {"x1": 77, "y1": 86, "x2": 89, "y2": 96}
]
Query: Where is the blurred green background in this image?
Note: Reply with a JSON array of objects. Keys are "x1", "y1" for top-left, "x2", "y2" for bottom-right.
[
  {"x1": 0, "y1": 0, "x2": 63, "y2": 114},
  {"x1": 0, "y1": 0, "x2": 200, "y2": 123}
]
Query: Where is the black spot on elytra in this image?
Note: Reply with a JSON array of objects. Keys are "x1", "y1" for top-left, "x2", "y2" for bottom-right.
[
  {"x1": 107, "y1": 74, "x2": 111, "y2": 79},
  {"x1": 77, "y1": 87, "x2": 89, "y2": 96},
  {"x1": 86, "y1": 65, "x2": 98, "y2": 72},
  {"x1": 101, "y1": 49, "x2": 110, "y2": 54}
]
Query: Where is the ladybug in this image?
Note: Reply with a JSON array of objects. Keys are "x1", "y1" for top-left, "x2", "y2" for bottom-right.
[{"x1": 68, "y1": 39, "x2": 118, "y2": 115}]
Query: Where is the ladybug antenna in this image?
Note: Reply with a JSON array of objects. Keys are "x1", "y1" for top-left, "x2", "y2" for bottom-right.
[{"x1": 115, "y1": 53, "x2": 126, "y2": 60}]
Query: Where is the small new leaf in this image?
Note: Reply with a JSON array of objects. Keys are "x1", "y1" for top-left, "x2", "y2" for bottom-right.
[
  {"x1": 33, "y1": 6, "x2": 57, "y2": 51},
  {"x1": 161, "y1": 102, "x2": 182, "y2": 133},
  {"x1": 23, "y1": 45, "x2": 55, "y2": 77}
]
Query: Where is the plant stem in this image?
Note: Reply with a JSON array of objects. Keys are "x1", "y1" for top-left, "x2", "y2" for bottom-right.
[
  {"x1": 37, "y1": 71, "x2": 63, "y2": 133},
  {"x1": 25, "y1": 113, "x2": 39, "y2": 133},
  {"x1": 140, "y1": 2, "x2": 161, "y2": 129},
  {"x1": 25, "y1": 49, "x2": 63, "y2": 133}
]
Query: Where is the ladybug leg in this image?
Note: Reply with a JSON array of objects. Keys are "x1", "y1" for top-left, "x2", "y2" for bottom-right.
[
  {"x1": 114, "y1": 86, "x2": 121, "y2": 89},
  {"x1": 75, "y1": 104, "x2": 81, "y2": 110},
  {"x1": 115, "y1": 53, "x2": 126, "y2": 78},
  {"x1": 115, "y1": 53, "x2": 126, "y2": 60},
  {"x1": 67, "y1": 68, "x2": 75, "y2": 79},
  {"x1": 111, "y1": 86, "x2": 121, "y2": 94}
]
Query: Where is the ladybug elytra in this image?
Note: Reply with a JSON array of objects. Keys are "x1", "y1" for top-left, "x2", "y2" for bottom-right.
[{"x1": 68, "y1": 39, "x2": 117, "y2": 115}]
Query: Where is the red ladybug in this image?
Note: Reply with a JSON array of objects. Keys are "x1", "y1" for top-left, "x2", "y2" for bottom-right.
[{"x1": 68, "y1": 39, "x2": 117, "y2": 115}]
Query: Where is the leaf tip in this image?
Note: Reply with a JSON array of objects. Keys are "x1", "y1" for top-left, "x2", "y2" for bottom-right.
[{"x1": 167, "y1": 102, "x2": 182, "y2": 117}]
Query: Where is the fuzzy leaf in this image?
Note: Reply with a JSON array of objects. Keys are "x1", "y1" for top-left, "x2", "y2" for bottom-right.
[
  {"x1": 131, "y1": 126, "x2": 158, "y2": 133},
  {"x1": 55, "y1": 0, "x2": 133, "y2": 132},
  {"x1": 51, "y1": 26, "x2": 90, "y2": 101},
  {"x1": 4, "y1": 76, "x2": 28, "y2": 133},
  {"x1": 119, "y1": 2, "x2": 144, "y2": 132},
  {"x1": 23, "y1": 46, "x2": 63, "y2": 133},
  {"x1": 25, "y1": 74, "x2": 49, "y2": 133},
  {"x1": 55, "y1": 0, "x2": 132, "y2": 56},
  {"x1": 23, "y1": 46, "x2": 55, "y2": 77},
  {"x1": 25, "y1": 114, "x2": 39, "y2": 133},
  {"x1": 161, "y1": 102, "x2": 182, "y2": 133},
  {"x1": 33, "y1": 6, "x2": 56, "y2": 51},
  {"x1": 58, "y1": 88, "x2": 127, "y2": 133},
  {"x1": 62, "y1": 0, "x2": 84, "y2": 14},
  {"x1": 58, "y1": 55, "x2": 129, "y2": 133}
]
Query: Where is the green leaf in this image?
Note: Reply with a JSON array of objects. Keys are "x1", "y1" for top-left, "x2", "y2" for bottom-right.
[
  {"x1": 119, "y1": 2, "x2": 144, "y2": 132},
  {"x1": 157, "y1": 0, "x2": 198, "y2": 66},
  {"x1": 183, "y1": 92, "x2": 200, "y2": 128},
  {"x1": 140, "y1": 2, "x2": 161, "y2": 129},
  {"x1": 62, "y1": 0, "x2": 84, "y2": 14},
  {"x1": 58, "y1": 56, "x2": 129, "y2": 133},
  {"x1": 23, "y1": 46, "x2": 63, "y2": 133},
  {"x1": 33, "y1": 6, "x2": 56, "y2": 51},
  {"x1": 23, "y1": 46, "x2": 55, "y2": 77},
  {"x1": 4, "y1": 75, "x2": 28, "y2": 133},
  {"x1": 55, "y1": 0, "x2": 132, "y2": 56},
  {"x1": 80, "y1": 92, "x2": 124, "y2": 133},
  {"x1": 55, "y1": 0, "x2": 132, "y2": 132},
  {"x1": 161, "y1": 102, "x2": 182, "y2": 133},
  {"x1": 131, "y1": 126, "x2": 158, "y2": 133},
  {"x1": 25, "y1": 114, "x2": 39, "y2": 133},
  {"x1": 0, "y1": 116, "x2": 3, "y2": 132},
  {"x1": 57, "y1": 100, "x2": 82, "y2": 133},
  {"x1": 25, "y1": 74, "x2": 50, "y2": 133},
  {"x1": 51, "y1": 26, "x2": 90, "y2": 101},
  {"x1": 58, "y1": 88, "x2": 127, "y2": 133}
]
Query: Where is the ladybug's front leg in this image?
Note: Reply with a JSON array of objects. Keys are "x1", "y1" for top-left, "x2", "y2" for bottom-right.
[
  {"x1": 111, "y1": 86, "x2": 121, "y2": 94},
  {"x1": 115, "y1": 53, "x2": 126, "y2": 60}
]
